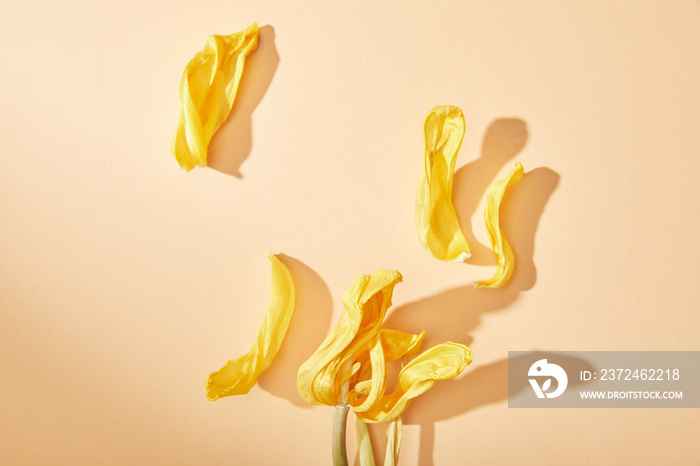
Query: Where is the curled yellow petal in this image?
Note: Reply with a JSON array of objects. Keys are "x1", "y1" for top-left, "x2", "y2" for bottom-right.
[
  {"x1": 380, "y1": 329, "x2": 425, "y2": 361},
  {"x1": 416, "y1": 105, "x2": 471, "y2": 262},
  {"x1": 353, "y1": 379, "x2": 373, "y2": 396},
  {"x1": 356, "y1": 342, "x2": 473, "y2": 423},
  {"x1": 172, "y1": 23, "x2": 259, "y2": 170},
  {"x1": 350, "y1": 335, "x2": 387, "y2": 413},
  {"x1": 205, "y1": 253, "x2": 295, "y2": 401},
  {"x1": 348, "y1": 330, "x2": 424, "y2": 401},
  {"x1": 297, "y1": 270, "x2": 402, "y2": 407},
  {"x1": 475, "y1": 162, "x2": 524, "y2": 288}
]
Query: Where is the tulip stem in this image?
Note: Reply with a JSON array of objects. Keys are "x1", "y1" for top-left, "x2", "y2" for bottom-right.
[{"x1": 332, "y1": 404, "x2": 350, "y2": 466}]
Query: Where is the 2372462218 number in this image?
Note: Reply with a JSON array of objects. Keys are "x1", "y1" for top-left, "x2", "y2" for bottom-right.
[{"x1": 600, "y1": 369, "x2": 680, "y2": 381}]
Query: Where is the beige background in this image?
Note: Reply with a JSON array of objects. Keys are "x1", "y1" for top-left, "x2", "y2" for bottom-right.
[{"x1": 2, "y1": 1, "x2": 700, "y2": 465}]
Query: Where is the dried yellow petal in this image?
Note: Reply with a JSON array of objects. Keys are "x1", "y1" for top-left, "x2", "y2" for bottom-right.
[
  {"x1": 346, "y1": 330, "x2": 423, "y2": 403},
  {"x1": 172, "y1": 23, "x2": 259, "y2": 170},
  {"x1": 350, "y1": 335, "x2": 387, "y2": 413},
  {"x1": 297, "y1": 270, "x2": 402, "y2": 407},
  {"x1": 205, "y1": 253, "x2": 295, "y2": 401},
  {"x1": 356, "y1": 342, "x2": 472, "y2": 423},
  {"x1": 298, "y1": 268, "x2": 472, "y2": 432},
  {"x1": 416, "y1": 105, "x2": 471, "y2": 262},
  {"x1": 353, "y1": 379, "x2": 373, "y2": 396},
  {"x1": 476, "y1": 162, "x2": 524, "y2": 288},
  {"x1": 380, "y1": 329, "x2": 424, "y2": 361}
]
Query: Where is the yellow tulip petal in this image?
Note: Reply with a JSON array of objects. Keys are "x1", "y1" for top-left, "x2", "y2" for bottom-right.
[
  {"x1": 349, "y1": 335, "x2": 387, "y2": 412},
  {"x1": 353, "y1": 379, "x2": 373, "y2": 396},
  {"x1": 346, "y1": 351, "x2": 375, "y2": 401},
  {"x1": 347, "y1": 329, "x2": 424, "y2": 405},
  {"x1": 338, "y1": 361, "x2": 362, "y2": 390},
  {"x1": 416, "y1": 105, "x2": 471, "y2": 262},
  {"x1": 172, "y1": 23, "x2": 259, "y2": 170},
  {"x1": 297, "y1": 270, "x2": 402, "y2": 407},
  {"x1": 475, "y1": 162, "x2": 524, "y2": 288},
  {"x1": 380, "y1": 329, "x2": 425, "y2": 361},
  {"x1": 205, "y1": 253, "x2": 295, "y2": 401},
  {"x1": 347, "y1": 329, "x2": 424, "y2": 404},
  {"x1": 357, "y1": 342, "x2": 473, "y2": 423}
]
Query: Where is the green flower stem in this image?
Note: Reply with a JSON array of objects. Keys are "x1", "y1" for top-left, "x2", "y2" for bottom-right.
[
  {"x1": 355, "y1": 417, "x2": 376, "y2": 466},
  {"x1": 332, "y1": 404, "x2": 349, "y2": 466}
]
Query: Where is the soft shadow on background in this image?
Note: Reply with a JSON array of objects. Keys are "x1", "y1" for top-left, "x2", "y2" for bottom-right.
[
  {"x1": 384, "y1": 167, "x2": 560, "y2": 351},
  {"x1": 405, "y1": 352, "x2": 593, "y2": 466},
  {"x1": 207, "y1": 25, "x2": 279, "y2": 177},
  {"x1": 368, "y1": 123, "x2": 561, "y2": 464},
  {"x1": 257, "y1": 255, "x2": 333, "y2": 407},
  {"x1": 453, "y1": 118, "x2": 529, "y2": 265}
]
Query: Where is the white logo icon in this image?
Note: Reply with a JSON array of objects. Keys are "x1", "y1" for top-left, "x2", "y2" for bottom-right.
[{"x1": 528, "y1": 359, "x2": 568, "y2": 398}]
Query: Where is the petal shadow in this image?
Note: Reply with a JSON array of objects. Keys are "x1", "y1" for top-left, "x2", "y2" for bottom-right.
[
  {"x1": 453, "y1": 118, "x2": 529, "y2": 265},
  {"x1": 406, "y1": 353, "x2": 594, "y2": 465},
  {"x1": 381, "y1": 127, "x2": 560, "y2": 464},
  {"x1": 207, "y1": 25, "x2": 280, "y2": 177},
  {"x1": 257, "y1": 254, "x2": 333, "y2": 408}
]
